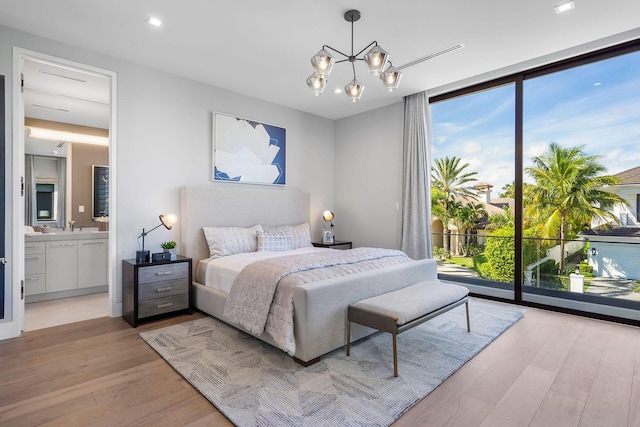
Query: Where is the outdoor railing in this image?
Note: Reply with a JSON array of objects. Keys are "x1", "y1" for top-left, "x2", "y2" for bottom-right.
[{"x1": 431, "y1": 232, "x2": 640, "y2": 303}]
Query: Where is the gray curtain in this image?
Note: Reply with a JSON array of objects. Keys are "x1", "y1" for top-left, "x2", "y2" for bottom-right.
[
  {"x1": 401, "y1": 91, "x2": 432, "y2": 260},
  {"x1": 24, "y1": 154, "x2": 37, "y2": 226},
  {"x1": 56, "y1": 157, "x2": 66, "y2": 228}
]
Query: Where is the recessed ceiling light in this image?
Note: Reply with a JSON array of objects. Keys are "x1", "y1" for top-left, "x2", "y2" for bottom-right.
[
  {"x1": 554, "y1": 1, "x2": 575, "y2": 14},
  {"x1": 147, "y1": 16, "x2": 162, "y2": 27},
  {"x1": 333, "y1": 88, "x2": 343, "y2": 94}
]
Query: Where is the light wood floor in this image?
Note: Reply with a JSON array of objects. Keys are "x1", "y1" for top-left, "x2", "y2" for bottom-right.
[{"x1": 0, "y1": 304, "x2": 638, "y2": 426}]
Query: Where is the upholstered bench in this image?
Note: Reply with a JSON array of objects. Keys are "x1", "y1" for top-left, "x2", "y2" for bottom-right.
[{"x1": 346, "y1": 280, "x2": 470, "y2": 377}]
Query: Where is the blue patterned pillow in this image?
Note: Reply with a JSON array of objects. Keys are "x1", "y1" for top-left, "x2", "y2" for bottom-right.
[{"x1": 256, "y1": 230, "x2": 292, "y2": 252}]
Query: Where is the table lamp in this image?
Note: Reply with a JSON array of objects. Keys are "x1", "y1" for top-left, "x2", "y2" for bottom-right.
[{"x1": 136, "y1": 213, "x2": 178, "y2": 263}]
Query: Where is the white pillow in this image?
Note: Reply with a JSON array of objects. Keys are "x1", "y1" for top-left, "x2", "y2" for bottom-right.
[
  {"x1": 263, "y1": 223, "x2": 312, "y2": 249},
  {"x1": 202, "y1": 225, "x2": 263, "y2": 258},
  {"x1": 256, "y1": 230, "x2": 292, "y2": 252}
]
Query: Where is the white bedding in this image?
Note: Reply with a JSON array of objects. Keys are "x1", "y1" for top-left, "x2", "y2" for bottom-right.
[{"x1": 196, "y1": 247, "x2": 332, "y2": 293}]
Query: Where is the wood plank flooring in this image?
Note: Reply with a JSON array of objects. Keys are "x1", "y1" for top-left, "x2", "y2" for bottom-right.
[{"x1": 0, "y1": 303, "x2": 638, "y2": 426}]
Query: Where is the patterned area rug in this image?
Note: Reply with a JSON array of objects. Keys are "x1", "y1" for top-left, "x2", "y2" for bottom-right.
[{"x1": 140, "y1": 299, "x2": 523, "y2": 427}]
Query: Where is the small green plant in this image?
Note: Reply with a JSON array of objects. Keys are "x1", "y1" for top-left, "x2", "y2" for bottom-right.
[{"x1": 160, "y1": 241, "x2": 177, "y2": 250}]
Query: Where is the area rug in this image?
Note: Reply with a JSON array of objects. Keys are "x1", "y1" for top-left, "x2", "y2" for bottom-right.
[{"x1": 140, "y1": 299, "x2": 523, "y2": 427}]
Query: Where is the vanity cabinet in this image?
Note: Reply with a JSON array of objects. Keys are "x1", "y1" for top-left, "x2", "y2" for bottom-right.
[
  {"x1": 25, "y1": 242, "x2": 46, "y2": 296},
  {"x1": 25, "y1": 232, "x2": 109, "y2": 302},
  {"x1": 45, "y1": 241, "x2": 78, "y2": 292},
  {"x1": 78, "y1": 239, "x2": 107, "y2": 288}
]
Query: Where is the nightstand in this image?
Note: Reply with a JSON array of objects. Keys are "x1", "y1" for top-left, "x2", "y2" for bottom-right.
[
  {"x1": 122, "y1": 256, "x2": 192, "y2": 327},
  {"x1": 312, "y1": 240, "x2": 353, "y2": 249}
]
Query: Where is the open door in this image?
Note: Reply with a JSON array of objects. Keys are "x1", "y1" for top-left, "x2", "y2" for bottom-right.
[{"x1": 1, "y1": 75, "x2": 6, "y2": 320}]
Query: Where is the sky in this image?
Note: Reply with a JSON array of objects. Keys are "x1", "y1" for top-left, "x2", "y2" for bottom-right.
[{"x1": 430, "y1": 50, "x2": 640, "y2": 196}]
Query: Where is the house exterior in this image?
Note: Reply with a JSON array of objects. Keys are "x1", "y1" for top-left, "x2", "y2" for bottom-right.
[{"x1": 580, "y1": 166, "x2": 640, "y2": 279}]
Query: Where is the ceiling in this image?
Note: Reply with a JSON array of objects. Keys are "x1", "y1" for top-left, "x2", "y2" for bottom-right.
[{"x1": 1, "y1": 0, "x2": 639, "y2": 125}]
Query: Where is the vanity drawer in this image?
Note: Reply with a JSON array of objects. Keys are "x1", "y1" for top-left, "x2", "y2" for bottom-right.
[
  {"x1": 138, "y1": 294, "x2": 189, "y2": 319},
  {"x1": 138, "y1": 278, "x2": 189, "y2": 301},
  {"x1": 25, "y1": 274, "x2": 46, "y2": 295},
  {"x1": 25, "y1": 253, "x2": 45, "y2": 275},
  {"x1": 137, "y1": 263, "x2": 189, "y2": 285},
  {"x1": 25, "y1": 242, "x2": 45, "y2": 255}
]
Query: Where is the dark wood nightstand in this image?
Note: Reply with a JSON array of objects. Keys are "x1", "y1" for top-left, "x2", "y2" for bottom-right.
[
  {"x1": 312, "y1": 240, "x2": 353, "y2": 249},
  {"x1": 122, "y1": 256, "x2": 193, "y2": 327}
]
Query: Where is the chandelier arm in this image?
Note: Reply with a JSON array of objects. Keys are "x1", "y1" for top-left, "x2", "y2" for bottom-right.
[
  {"x1": 354, "y1": 40, "x2": 378, "y2": 58},
  {"x1": 351, "y1": 62, "x2": 357, "y2": 81},
  {"x1": 322, "y1": 44, "x2": 350, "y2": 60}
]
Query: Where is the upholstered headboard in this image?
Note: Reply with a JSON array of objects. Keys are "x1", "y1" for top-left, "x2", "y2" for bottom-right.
[{"x1": 180, "y1": 185, "x2": 310, "y2": 271}]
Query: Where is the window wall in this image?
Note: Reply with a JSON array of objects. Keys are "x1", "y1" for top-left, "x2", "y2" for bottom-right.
[{"x1": 429, "y1": 40, "x2": 640, "y2": 322}]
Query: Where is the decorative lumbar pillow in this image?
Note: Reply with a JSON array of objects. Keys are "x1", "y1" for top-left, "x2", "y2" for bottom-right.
[
  {"x1": 202, "y1": 225, "x2": 263, "y2": 258},
  {"x1": 256, "y1": 230, "x2": 292, "y2": 252},
  {"x1": 263, "y1": 223, "x2": 312, "y2": 249}
]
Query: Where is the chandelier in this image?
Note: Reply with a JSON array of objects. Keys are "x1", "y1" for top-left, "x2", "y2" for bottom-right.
[{"x1": 306, "y1": 9, "x2": 402, "y2": 102}]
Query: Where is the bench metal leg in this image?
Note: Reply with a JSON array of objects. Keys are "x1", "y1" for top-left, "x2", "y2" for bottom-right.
[
  {"x1": 392, "y1": 333, "x2": 398, "y2": 377},
  {"x1": 346, "y1": 321, "x2": 351, "y2": 356},
  {"x1": 465, "y1": 301, "x2": 470, "y2": 332}
]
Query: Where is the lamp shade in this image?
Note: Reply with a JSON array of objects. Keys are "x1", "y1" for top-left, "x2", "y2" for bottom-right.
[
  {"x1": 380, "y1": 64, "x2": 402, "y2": 91},
  {"x1": 160, "y1": 213, "x2": 178, "y2": 229},
  {"x1": 363, "y1": 45, "x2": 389, "y2": 76},
  {"x1": 345, "y1": 79, "x2": 364, "y2": 102},
  {"x1": 306, "y1": 72, "x2": 328, "y2": 95},
  {"x1": 322, "y1": 210, "x2": 335, "y2": 222},
  {"x1": 311, "y1": 49, "x2": 335, "y2": 76}
]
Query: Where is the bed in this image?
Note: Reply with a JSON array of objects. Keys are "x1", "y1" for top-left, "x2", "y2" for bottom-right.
[{"x1": 180, "y1": 185, "x2": 438, "y2": 364}]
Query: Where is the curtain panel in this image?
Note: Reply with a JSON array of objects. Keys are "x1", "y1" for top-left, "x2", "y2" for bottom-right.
[{"x1": 401, "y1": 91, "x2": 432, "y2": 260}]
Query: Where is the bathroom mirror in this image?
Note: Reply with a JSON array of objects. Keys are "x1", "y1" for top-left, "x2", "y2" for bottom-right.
[{"x1": 92, "y1": 165, "x2": 109, "y2": 218}]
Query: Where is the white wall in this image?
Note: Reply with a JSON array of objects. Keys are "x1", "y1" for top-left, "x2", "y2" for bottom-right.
[
  {"x1": 0, "y1": 24, "x2": 335, "y2": 325},
  {"x1": 334, "y1": 102, "x2": 404, "y2": 249}
]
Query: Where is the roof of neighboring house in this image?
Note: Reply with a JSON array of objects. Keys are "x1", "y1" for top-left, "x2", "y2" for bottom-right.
[
  {"x1": 614, "y1": 166, "x2": 640, "y2": 185},
  {"x1": 579, "y1": 226, "x2": 640, "y2": 237}
]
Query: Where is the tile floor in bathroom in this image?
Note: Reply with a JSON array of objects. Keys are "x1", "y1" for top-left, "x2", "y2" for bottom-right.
[{"x1": 25, "y1": 292, "x2": 109, "y2": 331}]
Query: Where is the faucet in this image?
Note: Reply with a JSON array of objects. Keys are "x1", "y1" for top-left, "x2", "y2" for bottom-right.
[{"x1": 69, "y1": 220, "x2": 75, "y2": 231}]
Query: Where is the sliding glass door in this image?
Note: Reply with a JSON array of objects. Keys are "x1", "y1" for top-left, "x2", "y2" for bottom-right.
[
  {"x1": 430, "y1": 83, "x2": 516, "y2": 300},
  {"x1": 522, "y1": 48, "x2": 640, "y2": 318},
  {"x1": 429, "y1": 40, "x2": 640, "y2": 321}
]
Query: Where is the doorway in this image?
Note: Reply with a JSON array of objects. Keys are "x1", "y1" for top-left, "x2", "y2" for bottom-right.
[{"x1": 15, "y1": 49, "x2": 117, "y2": 333}]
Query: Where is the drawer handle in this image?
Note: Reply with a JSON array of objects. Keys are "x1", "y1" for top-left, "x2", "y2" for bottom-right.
[
  {"x1": 156, "y1": 302, "x2": 174, "y2": 309},
  {"x1": 155, "y1": 271, "x2": 173, "y2": 276},
  {"x1": 25, "y1": 256, "x2": 40, "y2": 261},
  {"x1": 51, "y1": 243, "x2": 74, "y2": 247},
  {"x1": 156, "y1": 286, "x2": 173, "y2": 293},
  {"x1": 27, "y1": 277, "x2": 40, "y2": 281},
  {"x1": 81, "y1": 242, "x2": 104, "y2": 245},
  {"x1": 25, "y1": 245, "x2": 40, "y2": 249}
]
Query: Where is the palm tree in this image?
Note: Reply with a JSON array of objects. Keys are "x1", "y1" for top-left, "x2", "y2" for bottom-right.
[
  {"x1": 432, "y1": 157, "x2": 479, "y2": 253},
  {"x1": 525, "y1": 143, "x2": 626, "y2": 274},
  {"x1": 432, "y1": 157, "x2": 479, "y2": 201},
  {"x1": 452, "y1": 202, "x2": 487, "y2": 256}
]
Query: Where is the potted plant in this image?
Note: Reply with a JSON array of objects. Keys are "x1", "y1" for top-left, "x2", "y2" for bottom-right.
[{"x1": 160, "y1": 241, "x2": 177, "y2": 260}]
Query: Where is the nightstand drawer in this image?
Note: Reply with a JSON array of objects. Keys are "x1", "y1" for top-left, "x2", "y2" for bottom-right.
[
  {"x1": 138, "y1": 294, "x2": 189, "y2": 319},
  {"x1": 138, "y1": 278, "x2": 189, "y2": 301},
  {"x1": 138, "y1": 263, "x2": 189, "y2": 284}
]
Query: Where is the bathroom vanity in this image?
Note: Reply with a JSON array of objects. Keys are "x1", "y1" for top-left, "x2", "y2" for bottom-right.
[{"x1": 25, "y1": 231, "x2": 108, "y2": 302}]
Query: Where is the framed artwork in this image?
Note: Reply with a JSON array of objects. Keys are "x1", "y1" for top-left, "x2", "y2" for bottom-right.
[
  {"x1": 322, "y1": 230, "x2": 334, "y2": 244},
  {"x1": 213, "y1": 112, "x2": 286, "y2": 185}
]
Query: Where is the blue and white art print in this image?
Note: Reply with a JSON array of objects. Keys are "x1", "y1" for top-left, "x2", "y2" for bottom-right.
[{"x1": 213, "y1": 113, "x2": 286, "y2": 185}]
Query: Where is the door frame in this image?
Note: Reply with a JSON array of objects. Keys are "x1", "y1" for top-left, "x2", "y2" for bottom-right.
[{"x1": 1, "y1": 48, "x2": 118, "y2": 339}]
